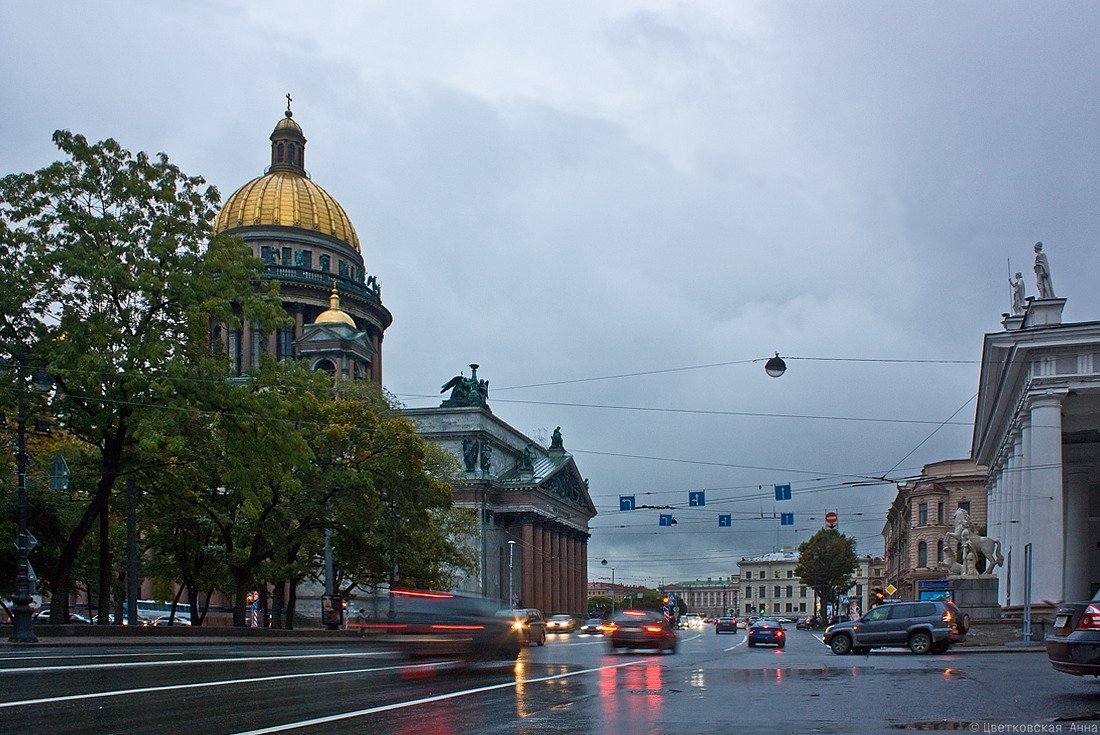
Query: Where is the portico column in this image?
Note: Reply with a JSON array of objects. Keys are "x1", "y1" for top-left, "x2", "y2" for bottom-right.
[
  {"x1": 1064, "y1": 470, "x2": 1090, "y2": 602},
  {"x1": 550, "y1": 531, "x2": 561, "y2": 613},
  {"x1": 562, "y1": 533, "x2": 572, "y2": 614},
  {"x1": 541, "y1": 526, "x2": 552, "y2": 612},
  {"x1": 1010, "y1": 424, "x2": 1026, "y2": 607},
  {"x1": 1027, "y1": 392, "x2": 1065, "y2": 604},
  {"x1": 532, "y1": 523, "x2": 544, "y2": 611},
  {"x1": 522, "y1": 522, "x2": 534, "y2": 608}
]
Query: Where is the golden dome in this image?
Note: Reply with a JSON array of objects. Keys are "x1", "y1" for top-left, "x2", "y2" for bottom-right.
[
  {"x1": 314, "y1": 288, "x2": 357, "y2": 327},
  {"x1": 214, "y1": 171, "x2": 361, "y2": 251}
]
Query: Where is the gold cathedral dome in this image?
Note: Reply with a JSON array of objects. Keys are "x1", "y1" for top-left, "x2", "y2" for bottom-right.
[
  {"x1": 314, "y1": 287, "x2": 357, "y2": 327},
  {"x1": 213, "y1": 107, "x2": 361, "y2": 252}
]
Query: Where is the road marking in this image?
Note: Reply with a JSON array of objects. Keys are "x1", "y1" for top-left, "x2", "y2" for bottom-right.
[
  {"x1": 0, "y1": 661, "x2": 449, "y2": 709},
  {"x1": 0, "y1": 651, "x2": 388, "y2": 674},
  {"x1": 227, "y1": 660, "x2": 644, "y2": 735},
  {"x1": 0, "y1": 651, "x2": 187, "y2": 662},
  {"x1": 724, "y1": 638, "x2": 746, "y2": 652}
]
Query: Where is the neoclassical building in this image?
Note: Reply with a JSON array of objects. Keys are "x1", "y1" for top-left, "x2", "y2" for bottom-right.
[
  {"x1": 402, "y1": 367, "x2": 597, "y2": 614},
  {"x1": 212, "y1": 104, "x2": 391, "y2": 380},
  {"x1": 973, "y1": 291, "x2": 1100, "y2": 614}
]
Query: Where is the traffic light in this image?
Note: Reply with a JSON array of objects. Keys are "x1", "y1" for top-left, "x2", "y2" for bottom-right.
[{"x1": 872, "y1": 588, "x2": 884, "y2": 606}]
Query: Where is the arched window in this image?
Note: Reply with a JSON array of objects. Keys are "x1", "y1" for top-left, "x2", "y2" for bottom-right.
[
  {"x1": 937, "y1": 540, "x2": 944, "y2": 563},
  {"x1": 277, "y1": 143, "x2": 284, "y2": 163},
  {"x1": 314, "y1": 359, "x2": 336, "y2": 376},
  {"x1": 288, "y1": 144, "x2": 296, "y2": 164},
  {"x1": 918, "y1": 541, "x2": 928, "y2": 568}
]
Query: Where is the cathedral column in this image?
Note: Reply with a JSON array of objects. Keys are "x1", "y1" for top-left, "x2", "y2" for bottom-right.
[
  {"x1": 579, "y1": 537, "x2": 588, "y2": 613},
  {"x1": 521, "y1": 521, "x2": 534, "y2": 608},
  {"x1": 532, "y1": 523, "x2": 543, "y2": 611},
  {"x1": 563, "y1": 532, "x2": 573, "y2": 614},
  {"x1": 550, "y1": 531, "x2": 561, "y2": 613},
  {"x1": 541, "y1": 526, "x2": 552, "y2": 612},
  {"x1": 1026, "y1": 393, "x2": 1065, "y2": 604}
]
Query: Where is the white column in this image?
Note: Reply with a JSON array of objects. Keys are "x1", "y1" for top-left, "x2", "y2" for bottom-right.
[
  {"x1": 1064, "y1": 470, "x2": 1090, "y2": 602},
  {"x1": 1027, "y1": 393, "x2": 1065, "y2": 604},
  {"x1": 1011, "y1": 423, "x2": 1026, "y2": 607}
]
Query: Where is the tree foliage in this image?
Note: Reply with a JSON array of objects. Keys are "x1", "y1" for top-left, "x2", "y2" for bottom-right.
[{"x1": 794, "y1": 527, "x2": 859, "y2": 620}]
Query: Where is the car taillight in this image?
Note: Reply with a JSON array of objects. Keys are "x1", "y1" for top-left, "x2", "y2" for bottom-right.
[
  {"x1": 512, "y1": 621, "x2": 526, "y2": 631},
  {"x1": 942, "y1": 610, "x2": 953, "y2": 624},
  {"x1": 1076, "y1": 605, "x2": 1100, "y2": 630},
  {"x1": 602, "y1": 624, "x2": 617, "y2": 633},
  {"x1": 645, "y1": 625, "x2": 663, "y2": 634},
  {"x1": 776, "y1": 630, "x2": 784, "y2": 637}
]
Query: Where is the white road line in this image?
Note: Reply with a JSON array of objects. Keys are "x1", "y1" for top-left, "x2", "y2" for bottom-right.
[
  {"x1": 0, "y1": 651, "x2": 388, "y2": 674},
  {"x1": 228, "y1": 660, "x2": 644, "y2": 735},
  {"x1": 0, "y1": 651, "x2": 187, "y2": 662},
  {"x1": 0, "y1": 661, "x2": 449, "y2": 709},
  {"x1": 724, "y1": 637, "x2": 746, "y2": 652}
]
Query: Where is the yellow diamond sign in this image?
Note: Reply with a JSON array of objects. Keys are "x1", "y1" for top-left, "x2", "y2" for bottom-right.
[{"x1": 885, "y1": 584, "x2": 897, "y2": 596}]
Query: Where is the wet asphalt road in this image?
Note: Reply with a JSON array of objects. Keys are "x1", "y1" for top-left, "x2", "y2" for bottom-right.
[{"x1": 0, "y1": 626, "x2": 1096, "y2": 734}]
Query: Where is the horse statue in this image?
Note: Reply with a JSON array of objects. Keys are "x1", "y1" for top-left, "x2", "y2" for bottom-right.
[{"x1": 944, "y1": 507, "x2": 1003, "y2": 577}]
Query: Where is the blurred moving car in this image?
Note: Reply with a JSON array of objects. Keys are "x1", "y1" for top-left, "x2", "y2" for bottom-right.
[
  {"x1": 356, "y1": 590, "x2": 522, "y2": 663},
  {"x1": 496, "y1": 608, "x2": 547, "y2": 646},
  {"x1": 1046, "y1": 589, "x2": 1100, "y2": 676},
  {"x1": 606, "y1": 609, "x2": 678, "y2": 653},
  {"x1": 796, "y1": 617, "x2": 813, "y2": 630},
  {"x1": 822, "y1": 600, "x2": 967, "y2": 655},
  {"x1": 579, "y1": 617, "x2": 604, "y2": 635},
  {"x1": 546, "y1": 613, "x2": 577, "y2": 633},
  {"x1": 747, "y1": 619, "x2": 786, "y2": 648},
  {"x1": 680, "y1": 614, "x2": 704, "y2": 630},
  {"x1": 714, "y1": 616, "x2": 738, "y2": 634}
]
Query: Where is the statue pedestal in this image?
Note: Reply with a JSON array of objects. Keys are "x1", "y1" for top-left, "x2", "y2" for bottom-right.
[{"x1": 952, "y1": 577, "x2": 1001, "y2": 621}]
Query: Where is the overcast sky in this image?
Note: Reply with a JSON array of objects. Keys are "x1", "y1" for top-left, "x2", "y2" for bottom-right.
[{"x1": 6, "y1": 2, "x2": 1100, "y2": 589}]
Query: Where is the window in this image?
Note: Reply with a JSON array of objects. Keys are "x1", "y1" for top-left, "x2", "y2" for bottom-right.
[
  {"x1": 745, "y1": 587, "x2": 752, "y2": 598},
  {"x1": 918, "y1": 541, "x2": 928, "y2": 568},
  {"x1": 937, "y1": 502, "x2": 944, "y2": 525},
  {"x1": 251, "y1": 327, "x2": 266, "y2": 367},
  {"x1": 919, "y1": 502, "x2": 928, "y2": 525},
  {"x1": 773, "y1": 586, "x2": 781, "y2": 598},
  {"x1": 786, "y1": 570, "x2": 794, "y2": 578},
  {"x1": 958, "y1": 501, "x2": 970, "y2": 513},
  {"x1": 277, "y1": 327, "x2": 295, "y2": 361},
  {"x1": 786, "y1": 603, "x2": 793, "y2": 613},
  {"x1": 937, "y1": 540, "x2": 944, "y2": 563},
  {"x1": 277, "y1": 143, "x2": 284, "y2": 163},
  {"x1": 746, "y1": 571, "x2": 752, "y2": 580},
  {"x1": 799, "y1": 603, "x2": 806, "y2": 613},
  {"x1": 800, "y1": 586, "x2": 807, "y2": 597},
  {"x1": 758, "y1": 586, "x2": 765, "y2": 598},
  {"x1": 786, "y1": 585, "x2": 793, "y2": 598},
  {"x1": 288, "y1": 144, "x2": 296, "y2": 164},
  {"x1": 228, "y1": 329, "x2": 242, "y2": 375},
  {"x1": 281, "y1": 247, "x2": 292, "y2": 265},
  {"x1": 260, "y1": 245, "x2": 275, "y2": 265},
  {"x1": 319, "y1": 254, "x2": 331, "y2": 272}
]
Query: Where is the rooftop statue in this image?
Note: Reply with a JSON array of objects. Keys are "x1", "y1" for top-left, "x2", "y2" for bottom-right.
[
  {"x1": 1009, "y1": 272, "x2": 1026, "y2": 316},
  {"x1": 1033, "y1": 241, "x2": 1055, "y2": 299},
  {"x1": 440, "y1": 363, "x2": 490, "y2": 410}
]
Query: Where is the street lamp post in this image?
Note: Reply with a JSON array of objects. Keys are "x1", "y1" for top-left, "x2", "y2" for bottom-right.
[
  {"x1": 7, "y1": 360, "x2": 51, "y2": 643},
  {"x1": 601, "y1": 559, "x2": 615, "y2": 616},
  {"x1": 507, "y1": 540, "x2": 516, "y2": 608}
]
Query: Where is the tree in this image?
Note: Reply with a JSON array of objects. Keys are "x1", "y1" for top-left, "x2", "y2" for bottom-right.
[
  {"x1": 794, "y1": 527, "x2": 859, "y2": 623},
  {"x1": 0, "y1": 130, "x2": 280, "y2": 623}
]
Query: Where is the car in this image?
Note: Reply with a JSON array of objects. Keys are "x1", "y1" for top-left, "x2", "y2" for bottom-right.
[
  {"x1": 823, "y1": 600, "x2": 968, "y2": 655},
  {"x1": 796, "y1": 617, "x2": 813, "y2": 630},
  {"x1": 747, "y1": 619, "x2": 786, "y2": 647},
  {"x1": 355, "y1": 590, "x2": 522, "y2": 663},
  {"x1": 680, "y1": 613, "x2": 704, "y2": 630},
  {"x1": 1045, "y1": 588, "x2": 1100, "y2": 676},
  {"x1": 715, "y1": 616, "x2": 738, "y2": 634},
  {"x1": 579, "y1": 617, "x2": 605, "y2": 635},
  {"x1": 605, "y1": 609, "x2": 678, "y2": 653},
  {"x1": 496, "y1": 608, "x2": 547, "y2": 646},
  {"x1": 546, "y1": 613, "x2": 577, "y2": 633}
]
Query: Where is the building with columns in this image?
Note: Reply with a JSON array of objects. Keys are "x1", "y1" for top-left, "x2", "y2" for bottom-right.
[
  {"x1": 402, "y1": 367, "x2": 596, "y2": 614},
  {"x1": 973, "y1": 295, "x2": 1100, "y2": 614}
]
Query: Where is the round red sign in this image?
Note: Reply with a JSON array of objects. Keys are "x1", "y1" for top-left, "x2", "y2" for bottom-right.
[{"x1": 825, "y1": 511, "x2": 838, "y2": 526}]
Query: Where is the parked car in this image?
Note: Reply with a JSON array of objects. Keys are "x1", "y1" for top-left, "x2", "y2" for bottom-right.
[
  {"x1": 714, "y1": 616, "x2": 738, "y2": 634},
  {"x1": 796, "y1": 617, "x2": 813, "y2": 630},
  {"x1": 747, "y1": 619, "x2": 786, "y2": 648},
  {"x1": 579, "y1": 617, "x2": 604, "y2": 635},
  {"x1": 1046, "y1": 589, "x2": 1100, "y2": 676},
  {"x1": 605, "y1": 609, "x2": 678, "y2": 653},
  {"x1": 823, "y1": 600, "x2": 967, "y2": 655},
  {"x1": 546, "y1": 613, "x2": 577, "y2": 633},
  {"x1": 496, "y1": 608, "x2": 547, "y2": 646},
  {"x1": 355, "y1": 590, "x2": 522, "y2": 663}
]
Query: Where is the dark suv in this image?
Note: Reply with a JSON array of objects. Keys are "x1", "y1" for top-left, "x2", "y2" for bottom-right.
[{"x1": 823, "y1": 600, "x2": 968, "y2": 655}]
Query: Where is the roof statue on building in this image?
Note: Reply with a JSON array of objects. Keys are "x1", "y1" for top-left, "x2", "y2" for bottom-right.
[
  {"x1": 943, "y1": 506, "x2": 1003, "y2": 577},
  {"x1": 1009, "y1": 272, "x2": 1026, "y2": 316},
  {"x1": 1033, "y1": 241, "x2": 1055, "y2": 299},
  {"x1": 440, "y1": 363, "x2": 491, "y2": 411},
  {"x1": 550, "y1": 427, "x2": 563, "y2": 450}
]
